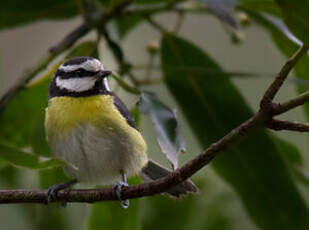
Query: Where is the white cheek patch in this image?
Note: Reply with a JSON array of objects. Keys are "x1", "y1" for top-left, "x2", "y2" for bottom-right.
[
  {"x1": 56, "y1": 77, "x2": 97, "y2": 92},
  {"x1": 103, "y1": 78, "x2": 111, "y2": 91},
  {"x1": 59, "y1": 59, "x2": 104, "y2": 72}
]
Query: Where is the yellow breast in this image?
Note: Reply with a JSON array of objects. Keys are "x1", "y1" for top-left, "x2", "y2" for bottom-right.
[{"x1": 45, "y1": 95, "x2": 130, "y2": 138}]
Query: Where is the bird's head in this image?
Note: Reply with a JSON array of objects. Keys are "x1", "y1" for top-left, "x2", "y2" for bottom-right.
[{"x1": 49, "y1": 56, "x2": 111, "y2": 98}]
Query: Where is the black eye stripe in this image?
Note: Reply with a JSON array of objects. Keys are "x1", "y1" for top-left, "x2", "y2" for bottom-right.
[{"x1": 56, "y1": 69, "x2": 99, "y2": 79}]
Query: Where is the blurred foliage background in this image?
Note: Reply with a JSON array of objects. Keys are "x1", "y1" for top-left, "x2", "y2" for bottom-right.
[{"x1": 0, "y1": 0, "x2": 309, "y2": 229}]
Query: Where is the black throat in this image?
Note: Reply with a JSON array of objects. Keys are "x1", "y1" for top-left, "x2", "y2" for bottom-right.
[{"x1": 49, "y1": 78, "x2": 110, "y2": 99}]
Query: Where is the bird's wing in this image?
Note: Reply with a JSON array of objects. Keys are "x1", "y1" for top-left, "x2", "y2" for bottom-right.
[
  {"x1": 109, "y1": 92, "x2": 138, "y2": 130},
  {"x1": 141, "y1": 160, "x2": 199, "y2": 198}
]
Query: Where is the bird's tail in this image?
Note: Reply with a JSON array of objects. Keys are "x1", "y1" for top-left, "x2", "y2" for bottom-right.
[{"x1": 140, "y1": 160, "x2": 198, "y2": 198}]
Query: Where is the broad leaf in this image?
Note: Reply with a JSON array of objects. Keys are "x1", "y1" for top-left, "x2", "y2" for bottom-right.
[
  {"x1": 138, "y1": 91, "x2": 185, "y2": 169},
  {"x1": 239, "y1": 0, "x2": 282, "y2": 17},
  {"x1": 0, "y1": 0, "x2": 80, "y2": 30},
  {"x1": 273, "y1": 136, "x2": 309, "y2": 187},
  {"x1": 143, "y1": 178, "x2": 232, "y2": 230},
  {"x1": 88, "y1": 199, "x2": 140, "y2": 230},
  {"x1": 0, "y1": 140, "x2": 64, "y2": 169},
  {"x1": 116, "y1": 15, "x2": 143, "y2": 39},
  {"x1": 201, "y1": 0, "x2": 238, "y2": 28},
  {"x1": 161, "y1": 34, "x2": 309, "y2": 230},
  {"x1": 274, "y1": 0, "x2": 309, "y2": 44},
  {"x1": 143, "y1": 195, "x2": 197, "y2": 230}
]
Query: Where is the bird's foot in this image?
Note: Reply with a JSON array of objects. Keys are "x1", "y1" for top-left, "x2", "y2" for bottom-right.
[
  {"x1": 113, "y1": 181, "x2": 130, "y2": 209},
  {"x1": 45, "y1": 180, "x2": 77, "y2": 205}
]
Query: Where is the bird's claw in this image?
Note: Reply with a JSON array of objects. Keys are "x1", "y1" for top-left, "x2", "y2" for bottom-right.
[
  {"x1": 113, "y1": 181, "x2": 129, "y2": 209},
  {"x1": 45, "y1": 180, "x2": 77, "y2": 205},
  {"x1": 46, "y1": 185, "x2": 59, "y2": 204}
]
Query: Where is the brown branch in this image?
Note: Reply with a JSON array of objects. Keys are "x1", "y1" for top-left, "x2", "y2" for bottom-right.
[
  {"x1": 0, "y1": 112, "x2": 262, "y2": 204},
  {"x1": 266, "y1": 119, "x2": 309, "y2": 132},
  {"x1": 260, "y1": 45, "x2": 309, "y2": 110},
  {"x1": 49, "y1": 23, "x2": 91, "y2": 54},
  {"x1": 272, "y1": 90, "x2": 309, "y2": 116}
]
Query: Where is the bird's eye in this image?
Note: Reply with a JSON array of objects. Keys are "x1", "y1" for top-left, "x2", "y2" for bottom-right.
[{"x1": 75, "y1": 69, "x2": 85, "y2": 76}]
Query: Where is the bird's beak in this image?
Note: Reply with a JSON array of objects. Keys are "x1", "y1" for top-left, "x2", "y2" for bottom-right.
[{"x1": 99, "y1": 70, "x2": 111, "y2": 78}]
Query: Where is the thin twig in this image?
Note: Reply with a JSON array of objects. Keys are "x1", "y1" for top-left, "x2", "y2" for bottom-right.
[
  {"x1": 0, "y1": 44, "x2": 308, "y2": 204},
  {"x1": 49, "y1": 23, "x2": 91, "y2": 54},
  {"x1": 174, "y1": 11, "x2": 185, "y2": 34},
  {"x1": 102, "y1": 28, "x2": 147, "y2": 87},
  {"x1": 266, "y1": 119, "x2": 309, "y2": 132},
  {"x1": 260, "y1": 45, "x2": 309, "y2": 110},
  {"x1": 146, "y1": 16, "x2": 170, "y2": 34},
  {"x1": 111, "y1": 72, "x2": 140, "y2": 95},
  {"x1": 272, "y1": 91, "x2": 309, "y2": 115}
]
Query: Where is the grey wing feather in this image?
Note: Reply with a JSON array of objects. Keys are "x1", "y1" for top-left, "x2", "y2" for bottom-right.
[
  {"x1": 110, "y1": 92, "x2": 138, "y2": 130},
  {"x1": 140, "y1": 160, "x2": 198, "y2": 198}
]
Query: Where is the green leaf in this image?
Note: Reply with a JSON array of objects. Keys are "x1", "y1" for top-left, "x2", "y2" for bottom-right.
[
  {"x1": 273, "y1": 136, "x2": 303, "y2": 166},
  {"x1": 134, "y1": 0, "x2": 175, "y2": 4},
  {"x1": 0, "y1": 0, "x2": 80, "y2": 30},
  {"x1": 272, "y1": 136, "x2": 309, "y2": 187},
  {"x1": 201, "y1": 0, "x2": 238, "y2": 28},
  {"x1": 88, "y1": 201, "x2": 141, "y2": 230},
  {"x1": 239, "y1": 0, "x2": 283, "y2": 17},
  {"x1": 274, "y1": 0, "x2": 309, "y2": 44},
  {"x1": 138, "y1": 91, "x2": 185, "y2": 169},
  {"x1": 143, "y1": 195, "x2": 197, "y2": 230},
  {"x1": 103, "y1": 33, "x2": 124, "y2": 63},
  {"x1": 0, "y1": 140, "x2": 64, "y2": 169},
  {"x1": 116, "y1": 15, "x2": 143, "y2": 39},
  {"x1": 161, "y1": 34, "x2": 309, "y2": 230},
  {"x1": 142, "y1": 178, "x2": 233, "y2": 230}
]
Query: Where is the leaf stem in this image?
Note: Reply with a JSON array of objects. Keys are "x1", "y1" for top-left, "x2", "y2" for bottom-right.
[{"x1": 111, "y1": 72, "x2": 140, "y2": 95}]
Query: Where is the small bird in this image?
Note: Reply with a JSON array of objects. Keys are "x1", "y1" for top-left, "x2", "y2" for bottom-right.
[{"x1": 45, "y1": 57, "x2": 197, "y2": 207}]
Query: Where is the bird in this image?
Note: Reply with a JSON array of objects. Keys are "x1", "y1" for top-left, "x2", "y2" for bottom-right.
[{"x1": 45, "y1": 56, "x2": 197, "y2": 208}]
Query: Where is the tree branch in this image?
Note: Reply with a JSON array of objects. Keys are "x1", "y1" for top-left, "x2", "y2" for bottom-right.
[
  {"x1": 272, "y1": 90, "x2": 309, "y2": 115},
  {"x1": 260, "y1": 45, "x2": 309, "y2": 110},
  {"x1": 49, "y1": 23, "x2": 91, "y2": 54},
  {"x1": 1, "y1": 44, "x2": 308, "y2": 204},
  {"x1": 266, "y1": 119, "x2": 309, "y2": 132}
]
